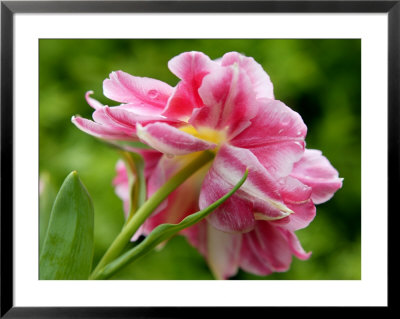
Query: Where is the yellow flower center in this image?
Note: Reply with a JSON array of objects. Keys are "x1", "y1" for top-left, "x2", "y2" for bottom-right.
[
  {"x1": 180, "y1": 125, "x2": 227, "y2": 148},
  {"x1": 171, "y1": 125, "x2": 226, "y2": 180}
]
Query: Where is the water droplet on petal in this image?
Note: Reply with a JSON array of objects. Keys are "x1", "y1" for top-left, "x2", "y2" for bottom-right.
[
  {"x1": 296, "y1": 130, "x2": 302, "y2": 136},
  {"x1": 278, "y1": 129, "x2": 284, "y2": 134},
  {"x1": 294, "y1": 141, "x2": 303, "y2": 148},
  {"x1": 147, "y1": 89, "x2": 159, "y2": 99},
  {"x1": 280, "y1": 117, "x2": 290, "y2": 126}
]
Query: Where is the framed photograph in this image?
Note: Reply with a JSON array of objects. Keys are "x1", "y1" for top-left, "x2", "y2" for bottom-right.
[{"x1": 1, "y1": 0, "x2": 396, "y2": 316}]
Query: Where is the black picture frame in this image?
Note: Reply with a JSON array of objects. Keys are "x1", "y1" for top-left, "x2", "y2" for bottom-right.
[{"x1": 1, "y1": 0, "x2": 396, "y2": 317}]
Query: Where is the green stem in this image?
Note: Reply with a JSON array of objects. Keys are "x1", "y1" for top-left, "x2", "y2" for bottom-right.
[
  {"x1": 119, "y1": 151, "x2": 144, "y2": 228},
  {"x1": 89, "y1": 151, "x2": 214, "y2": 279}
]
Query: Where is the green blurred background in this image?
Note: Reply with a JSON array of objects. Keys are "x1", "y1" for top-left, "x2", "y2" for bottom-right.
[{"x1": 39, "y1": 39, "x2": 361, "y2": 280}]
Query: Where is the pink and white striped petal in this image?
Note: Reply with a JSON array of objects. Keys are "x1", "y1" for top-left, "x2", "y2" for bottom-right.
[
  {"x1": 239, "y1": 221, "x2": 293, "y2": 275},
  {"x1": 279, "y1": 176, "x2": 312, "y2": 204},
  {"x1": 175, "y1": 218, "x2": 243, "y2": 280},
  {"x1": 112, "y1": 161, "x2": 132, "y2": 215},
  {"x1": 201, "y1": 166, "x2": 255, "y2": 233},
  {"x1": 232, "y1": 99, "x2": 307, "y2": 178},
  {"x1": 200, "y1": 145, "x2": 292, "y2": 233},
  {"x1": 168, "y1": 51, "x2": 216, "y2": 83},
  {"x1": 162, "y1": 82, "x2": 200, "y2": 121},
  {"x1": 221, "y1": 52, "x2": 274, "y2": 99},
  {"x1": 137, "y1": 122, "x2": 216, "y2": 155},
  {"x1": 206, "y1": 224, "x2": 242, "y2": 280},
  {"x1": 267, "y1": 177, "x2": 315, "y2": 231},
  {"x1": 71, "y1": 116, "x2": 135, "y2": 140},
  {"x1": 85, "y1": 91, "x2": 104, "y2": 110},
  {"x1": 103, "y1": 70, "x2": 173, "y2": 109},
  {"x1": 91, "y1": 108, "x2": 137, "y2": 136},
  {"x1": 239, "y1": 234, "x2": 274, "y2": 276},
  {"x1": 192, "y1": 64, "x2": 258, "y2": 139},
  {"x1": 279, "y1": 228, "x2": 312, "y2": 260},
  {"x1": 164, "y1": 52, "x2": 217, "y2": 120},
  {"x1": 104, "y1": 106, "x2": 178, "y2": 128},
  {"x1": 290, "y1": 149, "x2": 343, "y2": 204},
  {"x1": 270, "y1": 199, "x2": 316, "y2": 231}
]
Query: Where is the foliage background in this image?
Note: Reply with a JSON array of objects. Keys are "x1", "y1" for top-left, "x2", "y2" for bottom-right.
[{"x1": 39, "y1": 39, "x2": 361, "y2": 280}]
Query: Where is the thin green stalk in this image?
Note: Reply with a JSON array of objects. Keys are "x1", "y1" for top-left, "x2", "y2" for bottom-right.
[
  {"x1": 89, "y1": 151, "x2": 214, "y2": 279},
  {"x1": 119, "y1": 151, "x2": 146, "y2": 227}
]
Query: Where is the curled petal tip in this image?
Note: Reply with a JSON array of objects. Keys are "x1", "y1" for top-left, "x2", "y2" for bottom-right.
[
  {"x1": 301, "y1": 251, "x2": 312, "y2": 260},
  {"x1": 85, "y1": 90, "x2": 104, "y2": 110},
  {"x1": 253, "y1": 209, "x2": 292, "y2": 222}
]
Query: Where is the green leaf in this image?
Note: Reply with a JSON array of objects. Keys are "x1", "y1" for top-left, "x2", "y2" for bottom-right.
[
  {"x1": 93, "y1": 169, "x2": 248, "y2": 280},
  {"x1": 39, "y1": 171, "x2": 94, "y2": 280},
  {"x1": 39, "y1": 172, "x2": 57, "y2": 254}
]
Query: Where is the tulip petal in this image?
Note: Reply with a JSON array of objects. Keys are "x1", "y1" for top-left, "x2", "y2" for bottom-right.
[
  {"x1": 257, "y1": 176, "x2": 316, "y2": 231},
  {"x1": 206, "y1": 224, "x2": 242, "y2": 279},
  {"x1": 168, "y1": 51, "x2": 216, "y2": 84},
  {"x1": 290, "y1": 149, "x2": 343, "y2": 204},
  {"x1": 164, "y1": 51, "x2": 216, "y2": 120},
  {"x1": 193, "y1": 63, "x2": 258, "y2": 139},
  {"x1": 91, "y1": 108, "x2": 137, "y2": 136},
  {"x1": 201, "y1": 167, "x2": 255, "y2": 233},
  {"x1": 92, "y1": 103, "x2": 170, "y2": 137},
  {"x1": 137, "y1": 122, "x2": 216, "y2": 155},
  {"x1": 112, "y1": 160, "x2": 132, "y2": 215},
  {"x1": 279, "y1": 176, "x2": 312, "y2": 204},
  {"x1": 104, "y1": 106, "x2": 179, "y2": 130},
  {"x1": 221, "y1": 52, "x2": 274, "y2": 99},
  {"x1": 103, "y1": 70, "x2": 173, "y2": 109},
  {"x1": 240, "y1": 221, "x2": 292, "y2": 275},
  {"x1": 239, "y1": 233, "x2": 274, "y2": 276},
  {"x1": 71, "y1": 116, "x2": 134, "y2": 140},
  {"x1": 162, "y1": 82, "x2": 199, "y2": 121},
  {"x1": 85, "y1": 91, "x2": 104, "y2": 110},
  {"x1": 279, "y1": 228, "x2": 312, "y2": 260},
  {"x1": 271, "y1": 199, "x2": 316, "y2": 231},
  {"x1": 232, "y1": 99, "x2": 307, "y2": 178},
  {"x1": 200, "y1": 145, "x2": 292, "y2": 233}
]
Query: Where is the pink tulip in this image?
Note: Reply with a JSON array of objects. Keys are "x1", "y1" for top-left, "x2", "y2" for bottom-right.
[{"x1": 74, "y1": 51, "x2": 343, "y2": 279}]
